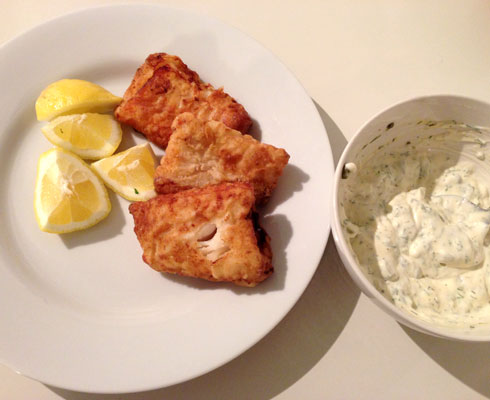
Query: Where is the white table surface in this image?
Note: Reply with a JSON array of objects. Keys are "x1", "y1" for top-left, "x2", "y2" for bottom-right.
[{"x1": 2, "y1": 0, "x2": 490, "y2": 399}]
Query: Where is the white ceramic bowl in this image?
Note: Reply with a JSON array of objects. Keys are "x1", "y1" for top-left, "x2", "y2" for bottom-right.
[{"x1": 332, "y1": 95, "x2": 490, "y2": 341}]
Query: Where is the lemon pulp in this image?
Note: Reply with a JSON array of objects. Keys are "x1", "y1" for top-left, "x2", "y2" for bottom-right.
[
  {"x1": 41, "y1": 113, "x2": 122, "y2": 160},
  {"x1": 92, "y1": 143, "x2": 157, "y2": 201},
  {"x1": 34, "y1": 148, "x2": 111, "y2": 233}
]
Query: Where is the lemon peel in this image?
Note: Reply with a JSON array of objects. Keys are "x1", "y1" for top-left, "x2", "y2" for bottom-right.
[
  {"x1": 41, "y1": 113, "x2": 122, "y2": 160},
  {"x1": 92, "y1": 143, "x2": 157, "y2": 202},
  {"x1": 34, "y1": 148, "x2": 111, "y2": 233},
  {"x1": 35, "y1": 79, "x2": 122, "y2": 121}
]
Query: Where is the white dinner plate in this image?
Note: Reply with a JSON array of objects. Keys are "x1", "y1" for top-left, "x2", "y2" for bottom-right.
[{"x1": 0, "y1": 4, "x2": 333, "y2": 393}]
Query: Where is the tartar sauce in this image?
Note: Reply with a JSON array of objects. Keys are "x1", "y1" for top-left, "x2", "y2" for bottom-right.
[{"x1": 341, "y1": 122, "x2": 490, "y2": 328}]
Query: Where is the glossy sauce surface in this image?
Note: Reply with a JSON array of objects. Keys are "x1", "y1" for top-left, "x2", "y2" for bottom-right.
[{"x1": 341, "y1": 123, "x2": 490, "y2": 327}]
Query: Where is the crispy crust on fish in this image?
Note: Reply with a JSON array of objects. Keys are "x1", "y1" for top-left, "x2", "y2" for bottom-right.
[
  {"x1": 129, "y1": 183, "x2": 273, "y2": 287},
  {"x1": 154, "y1": 113, "x2": 290, "y2": 202},
  {"x1": 115, "y1": 53, "x2": 252, "y2": 148}
]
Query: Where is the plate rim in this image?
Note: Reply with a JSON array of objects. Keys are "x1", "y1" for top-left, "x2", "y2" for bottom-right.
[{"x1": 0, "y1": 3, "x2": 333, "y2": 393}]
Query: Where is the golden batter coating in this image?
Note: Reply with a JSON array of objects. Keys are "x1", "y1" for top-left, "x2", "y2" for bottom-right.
[
  {"x1": 154, "y1": 113, "x2": 290, "y2": 203},
  {"x1": 129, "y1": 183, "x2": 273, "y2": 287},
  {"x1": 114, "y1": 53, "x2": 252, "y2": 148}
]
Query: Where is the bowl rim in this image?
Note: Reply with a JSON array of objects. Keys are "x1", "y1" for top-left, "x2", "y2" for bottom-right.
[{"x1": 332, "y1": 94, "x2": 490, "y2": 342}]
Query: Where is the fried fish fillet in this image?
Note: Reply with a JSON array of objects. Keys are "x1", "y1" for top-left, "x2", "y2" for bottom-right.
[
  {"x1": 114, "y1": 53, "x2": 252, "y2": 148},
  {"x1": 154, "y1": 113, "x2": 290, "y2": 203},
  {"x1": 129, "y1": 182, "x2": 273, "y2": 287}
]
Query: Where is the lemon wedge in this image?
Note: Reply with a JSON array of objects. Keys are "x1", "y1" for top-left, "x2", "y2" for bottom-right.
[
  {"x1": 41, "y1": 113, "x2": 122, "y2": 160},
  {"x1": 34, "y1": 148, "x2": 111, "y2": 233},
  {"x1": 91, "y1": 143, "x2": 157, "y2": 201},
  {"x1": 35, "y1": 79, "x2": 122, "y2": 121}
]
